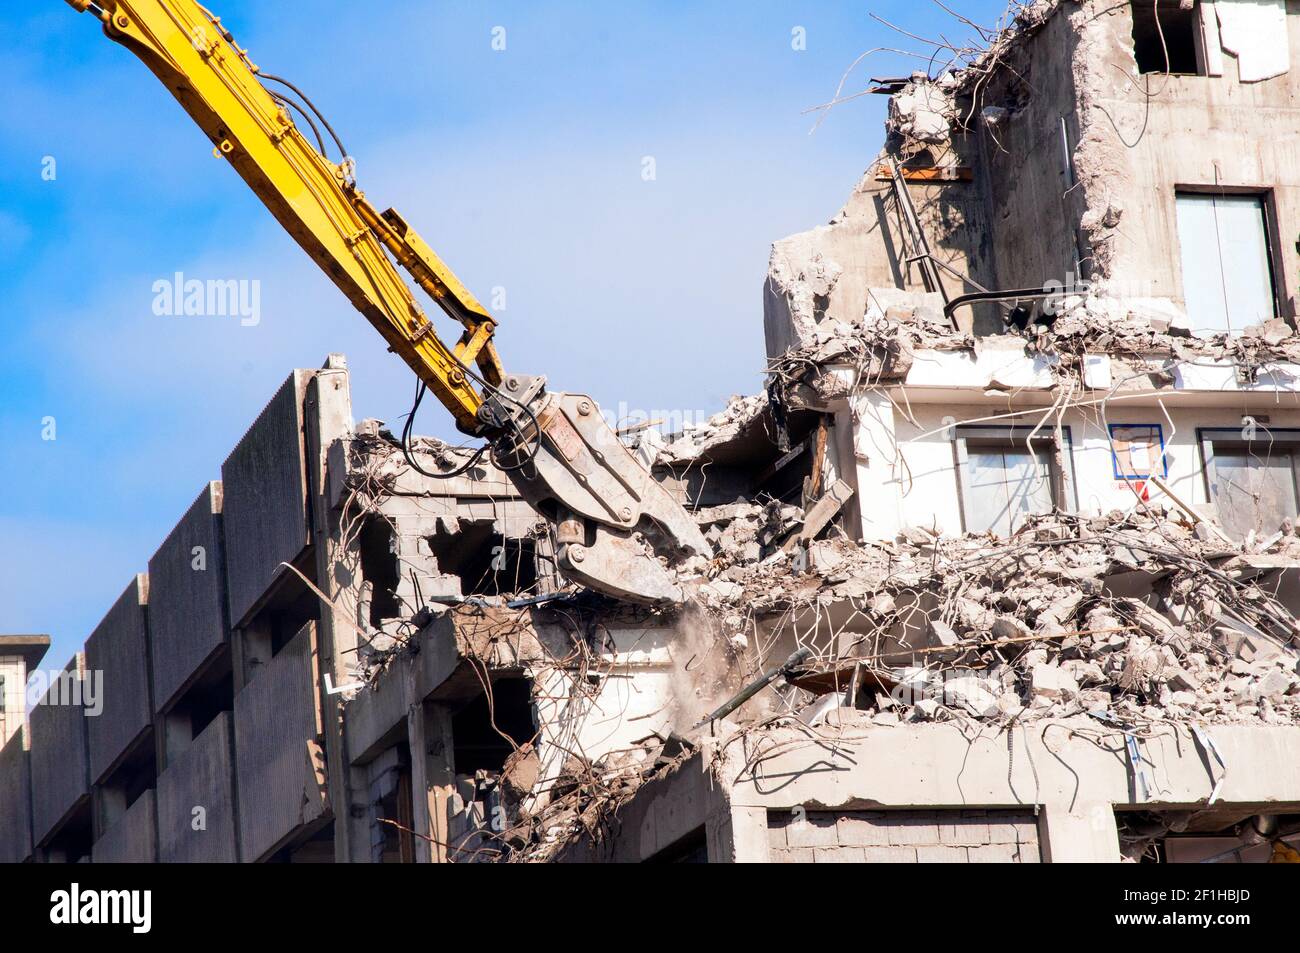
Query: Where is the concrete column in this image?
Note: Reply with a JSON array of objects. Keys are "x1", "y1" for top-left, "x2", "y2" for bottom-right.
[
  {"x1": 717, "y1": 805, "x2": 771, "y2": 863},
  {"x1": 302, "y1": 357, "x2": 369, "y2": 864},
  {"x1": 158, "y1": 709, "x2": 192, "y2": 771},
  {"x1": 1038, "y1": 801, "x2": 1121, "y2": 863},
  {"x1": 406, "y1": 696, "x2": 431, "y2": 863},
  {"x1": 835, "y1": 389, "x2": 902, "y2": 542},
  {"x1": 412, "y1": 702, "x2": 456, "y2": 863},
  {"x1": 233, "y1": 621, "x2": 273, "y2": 692},
  {"x1": 94, "y1": 785, "x2": 127, "y2": 841}
]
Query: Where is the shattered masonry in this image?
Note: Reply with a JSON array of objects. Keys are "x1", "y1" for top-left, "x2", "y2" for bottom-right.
[{"x1": 6, "y1": 0, "x2": 1300, "y2": 864}]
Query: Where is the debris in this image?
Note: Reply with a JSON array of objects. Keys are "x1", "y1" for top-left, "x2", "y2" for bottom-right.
[{"x1": 783, "y1": 479, "x2": 854, "y2": 551}]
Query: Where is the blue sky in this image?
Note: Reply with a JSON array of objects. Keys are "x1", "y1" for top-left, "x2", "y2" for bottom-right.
[{"x1": 0, "y1": 1, "x2": 1007, "y2": 670}]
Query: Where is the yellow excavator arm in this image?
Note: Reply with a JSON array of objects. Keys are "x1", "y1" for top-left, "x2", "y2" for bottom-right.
[
  {"x1": 66, "y1": 0, "x2": 710, "y2": 604},
  {"x1": 66, "y1": 0, "x2": 497, "y2": 432}
]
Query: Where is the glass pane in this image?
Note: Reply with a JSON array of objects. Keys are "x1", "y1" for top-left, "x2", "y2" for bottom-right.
[
  {"x1": 1005, "y1": 449, "x2": 1054, "y2": 532},
  {"x1": 1213, "y1": 448, "x2": 1298, "y2": 540},
  {"x1": 965, "y1": 446, "x2": 1053, "y2": 536},
  {"x1": 1216, "y1": 196, "x2": 1275, "y2": 329},
  {"x1": 1176, "y1": 193, "x2": 1275, "y2": 333}
]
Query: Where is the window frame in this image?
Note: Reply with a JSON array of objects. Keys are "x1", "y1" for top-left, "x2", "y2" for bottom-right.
[
  {"x1": 952, "y1": 425, "x2": 1079, "y2": 535},
  {"x1": 1130, "y1": 0, "x2": 1209, "y2": 77},
  {"x1": 1198, "y1": 426, "x2": 1300, "y2": 538},
  {"x1": 1174, "y1": 186, "x2": 1288, "y2": 329}
]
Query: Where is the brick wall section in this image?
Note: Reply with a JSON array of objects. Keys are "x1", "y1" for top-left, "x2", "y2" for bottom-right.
[{"x1": 767, "y1": 809, "x2": 1040, "y2": 863}]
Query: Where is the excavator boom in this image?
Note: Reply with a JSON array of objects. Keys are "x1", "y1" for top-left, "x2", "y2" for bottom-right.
[{"x1": 66, "y1": 0, "x2": 708, "y2": 603}]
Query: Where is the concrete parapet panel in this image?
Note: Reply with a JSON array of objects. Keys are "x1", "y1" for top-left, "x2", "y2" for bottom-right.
[
  {"x1": 84, "y1": 575, "x2": 152, "y2": 783},
  {"x1": 92, "y1": 789, "x2": 157, "y2": 863},
  {"x1": 149, "y1": 482, "x2": 229, "y2": 712},
  {"x1": 0, "y1": 729, "x2": 33, "y2": 863},
  {"x1": 156, "y1": 711, "x2": 238, "y2": 863},
  {"x1": 221, "y1": 370, "x2": 314, "y2": 628},
  {"x1": 28, "y1": 656, "x2": 91, "y2": 844},
  {"x1": 233, "y1": 623, "x2": 326, "y2": 860}
]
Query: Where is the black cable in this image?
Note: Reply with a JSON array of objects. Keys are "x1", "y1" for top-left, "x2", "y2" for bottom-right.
[
  {"x1": 269, "y1": 92, "x2": 326, "y2": 154},
  {"x1": 400, "y1": 380, "x2": 488, "y2": 479},
  {"x1": 257, "y1": 72, "x2": 349, "y2": 161}
]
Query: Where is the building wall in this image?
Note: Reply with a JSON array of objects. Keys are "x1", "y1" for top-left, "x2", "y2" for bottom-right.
[
  {"x1": 27, "y1": 657, "x2": 91, "y2": 848},
  {"x1": 881, "y1": 399, "x2": 1298, "y2": 538},
  {"x1": 156, "y1": 711, "x2": 239, "y2": 863},
  {"x1": 766, "y1": 1, "x2": 1300, "y2": 347},
  {"x1": 92, "y1": 790, "x2": 158, "y2": 863},
  {"x1": 0, "y1": 729, "x2": 33, "y2": 863},
  {"x1": 767, "y1": 808, "x2": 1040, "y2": 863},
  {"x1": 1072, "y1": 1, "x2": 1300, "y2": 310},
  {"x1": 232, "y1": 623, "x2": 326, "y2": 862},
  {"x1": 971, "y1": 7, "x2": 1086, "y2": 296},
  {"x1": 823, "y1": 347, "x2": 1300, "y2": 542},
  {"x1": 0, "y1": 657, "x2": 26, "y2": 747}
]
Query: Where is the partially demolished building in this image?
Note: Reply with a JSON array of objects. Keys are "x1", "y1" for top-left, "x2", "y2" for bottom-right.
[{"x1": 5, "y1": 0, "x2": 1300, "y2": 864}]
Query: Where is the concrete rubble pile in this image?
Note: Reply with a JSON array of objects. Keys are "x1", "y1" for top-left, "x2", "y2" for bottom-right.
[
  {"x1": 685, "y1": 505, "x2": 1300, "y2": 729},
  {"x1": 644, "y1": 393, "x2": 770, "y2": 467},
  {"x1": 1028, "y1": 297, "x2": 1300, "y2": 380}
]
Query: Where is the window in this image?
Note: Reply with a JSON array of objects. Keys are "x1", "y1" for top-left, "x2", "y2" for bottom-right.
[
  {"x1": 1200, "y1": 428, "x2": 1300, "y2": 541},
  {"x1": 954, "y1": 427, "x2": 1077, "y2": 536},
  {"x1": 1175, "y1": 192, "x2": 1279, "y2": 334},
  {"x1": 1131, "y1": 1, "x2": 1205, "y2": 75}
]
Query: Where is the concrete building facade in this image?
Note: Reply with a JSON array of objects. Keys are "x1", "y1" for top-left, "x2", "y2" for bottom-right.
[{"x1": 5, "y1": 1, "x2": 1300, "y2": 864}]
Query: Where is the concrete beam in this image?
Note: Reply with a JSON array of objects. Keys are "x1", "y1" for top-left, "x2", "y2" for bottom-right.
[
  {"x1": 727, "y1": 719, "x2": 1300, "y2": 813},
  {"x1": 1039, "y1": 801, "x2": 1122, "y2": 863}
]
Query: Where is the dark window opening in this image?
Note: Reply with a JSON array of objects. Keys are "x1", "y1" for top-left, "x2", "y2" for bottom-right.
[
  {"x1": 169, "y1": 651, "x2": 234, "y2": 740},
  {"x1": 103, "y1": 736, "x2": 157, "y2": 812},
  {"x1": 1131, "y1": 2, "x2": 1202, "y2": 75},
  {"x1": 373, "y1": 743, "x2": 415, "y2": 864},
  {"x1": 359, "y1": 518, "x2": 403, "y2": 625},
  {"x1": 429, "y1": 521, "x2": 538, "y2": 596},
  {"x1": 42, "y1": 800, "x2": 93, "y2": 864},
  {"x1": 645, "y1": 826, "x2": 709, "y2": 863},
  {"x1": 452, "y1": 678, "x2": 536, "y2": 775},
  {"x1": 267, "y1": 819, "x2": 336, "y2": 863},
  {"x1": 267, "y1": 587, "x2": 320, "y2": 656},
  {"x1": 1118, "y1": 810, "x2": 1300, "y2": 863}
]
